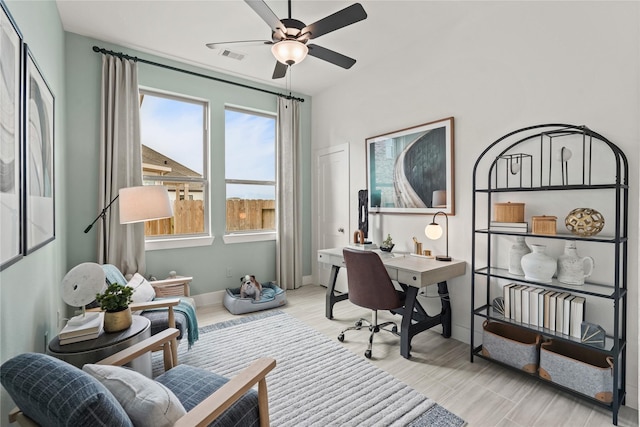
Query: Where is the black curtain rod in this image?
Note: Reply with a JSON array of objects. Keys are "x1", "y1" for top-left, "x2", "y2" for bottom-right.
[{"x1": 92, "y1": 45, "x2": 305, "y2": 103}]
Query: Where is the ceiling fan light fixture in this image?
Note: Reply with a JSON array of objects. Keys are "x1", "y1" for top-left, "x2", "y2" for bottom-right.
[{"x1": 271, "y1": 40, "x2": 308, "y2": 66}]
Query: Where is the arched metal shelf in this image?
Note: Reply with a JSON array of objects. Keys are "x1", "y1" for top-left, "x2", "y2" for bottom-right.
[{"x1": 471, "y1": 124, "x2": 628, "y2": 425}]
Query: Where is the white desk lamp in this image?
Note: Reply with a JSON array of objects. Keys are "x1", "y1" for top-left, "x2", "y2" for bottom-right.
[
  {"x1": 425, "y1": 211, "x2": 452, "y2": 262},
  {"x1": 61, "y1": 262, "x2": 106, "y2": 326}
]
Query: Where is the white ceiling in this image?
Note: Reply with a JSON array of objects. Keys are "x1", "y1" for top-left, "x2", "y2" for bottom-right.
[{"x1": 55, "y1": 0, "x2": 441, "y2": 96}]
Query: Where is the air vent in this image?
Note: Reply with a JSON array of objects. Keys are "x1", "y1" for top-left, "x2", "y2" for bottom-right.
[{"x1": 219, "y1": 49, "x2": 245, "y2": 61}]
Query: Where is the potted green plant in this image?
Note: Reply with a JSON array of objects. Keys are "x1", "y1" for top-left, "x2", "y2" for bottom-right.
[
  {"x1": 95, "y1": 282, "x2": 134, "y2": 332},
  {"x1": 380, "y1": 234, "x2": 395, "y2": 252}
]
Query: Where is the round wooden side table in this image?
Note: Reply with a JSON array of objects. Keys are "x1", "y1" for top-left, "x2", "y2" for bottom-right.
[{"x1": 48, "y1": 315, "x2": 152, "y2": 377}]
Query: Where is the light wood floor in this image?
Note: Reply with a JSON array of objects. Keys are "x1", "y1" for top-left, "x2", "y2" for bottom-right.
[{"x1": 196, "y1": 284, "x2": 638, "y2": 427}]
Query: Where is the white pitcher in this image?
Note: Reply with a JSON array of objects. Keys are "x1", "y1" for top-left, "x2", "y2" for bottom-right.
[{"x1": 557, "y1": 241, "x2": 594, "y2": 285}]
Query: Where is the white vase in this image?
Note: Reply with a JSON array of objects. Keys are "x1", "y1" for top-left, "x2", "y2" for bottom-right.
[
  {"x1": 521, "y1": 244, "x2": 556, "y2": 283},
  {"x1": 557, "y1": 241, "x2": 594, "y2": 285},
  {"x1": 509, "y1": 236, "x2": 531, "y2": 276}
]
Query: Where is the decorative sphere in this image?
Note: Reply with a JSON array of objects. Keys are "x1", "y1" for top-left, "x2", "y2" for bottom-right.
[{"x1": 565, "y1": 208, "x2": 605, "y2": 237}]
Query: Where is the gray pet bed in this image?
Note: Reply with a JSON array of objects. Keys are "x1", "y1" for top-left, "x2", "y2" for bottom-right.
[{"x1": 223, "y1": 282, "x2": 287, "y2": 315}]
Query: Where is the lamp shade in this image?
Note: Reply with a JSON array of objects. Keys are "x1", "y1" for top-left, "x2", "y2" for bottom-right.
[
  {"x1": 271, "y1": 40, "x2": 308, "y2": 65},
  {"x1": 425, "y1": 223, "x2": 443, "y2": 240},
  {"x1": 432, "y1": 190, "x2": 447, "y2": 208},
  {"x1": 119, "y1": 185, "x2": 173, "y2": 224}
]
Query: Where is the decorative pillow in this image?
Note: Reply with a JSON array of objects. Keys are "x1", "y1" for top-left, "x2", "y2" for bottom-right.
[
  {"x1": 0, "y1": 353, "x2": 132, "y2": 427},
  {"x1": 126, "y1": 273, "x2": 156, "y2": 314},
  {"x1": 83, "y1": 364, "x2": 186, "y2": 427}
]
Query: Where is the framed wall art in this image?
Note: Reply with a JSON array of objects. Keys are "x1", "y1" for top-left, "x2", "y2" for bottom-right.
[
  {"x1": 24, "y1": 44, "x2": 55, "y2": 254},
  {"x1": 0, "y1": 2, "x2": 23, "y2": 270},
  {"x1": 366, "y1": 117, "x2": 455, "y2": 215}
]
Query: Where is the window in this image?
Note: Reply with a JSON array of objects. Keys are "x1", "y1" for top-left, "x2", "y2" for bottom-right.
[
  {"x1": 139, "y1": 89, "x2": 209, "y2": 246},
  {"x1": 224, "y1": 107, "x2": 276, "y2": 236}
]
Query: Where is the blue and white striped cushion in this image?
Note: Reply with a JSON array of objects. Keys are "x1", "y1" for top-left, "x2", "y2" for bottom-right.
[
  {"x1": 0, "y1": 353, "x2": 132, "y2": 426},
  {"x1": 156, "y1": 364, "x2": 260, "y2": 427}
]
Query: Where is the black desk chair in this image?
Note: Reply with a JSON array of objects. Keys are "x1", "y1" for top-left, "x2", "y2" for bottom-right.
[{"x1": 337, "y1": 248, "x2": 404, "y2": 358}]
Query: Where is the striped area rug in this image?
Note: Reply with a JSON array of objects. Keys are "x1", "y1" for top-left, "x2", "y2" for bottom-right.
[{"x1": 152, "y1": 310, "x2": 465, "y2": 427}]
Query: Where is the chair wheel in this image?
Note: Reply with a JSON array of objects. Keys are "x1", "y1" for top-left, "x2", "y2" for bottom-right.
[
  {"x1": 391, "y1": 325, "x2": 398, "y2": 334},
  {"x1": 355, "y1": 321, "x2": 363, "y2": 327},
  {"x1": 338, "y1": 334, "x2": 344, "y2": 342},
  {"x1": 364, "y1": 350, "x2": 372, "y2": 359}
]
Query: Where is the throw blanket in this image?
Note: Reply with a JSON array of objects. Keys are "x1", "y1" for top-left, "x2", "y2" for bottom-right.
[{"x1": 147, "y1": 298, "x2": 199, "y2": 349}]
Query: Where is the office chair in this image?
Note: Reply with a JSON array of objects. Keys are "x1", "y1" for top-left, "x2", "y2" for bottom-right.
[{"x1": 337, "y1": 248, "x2": 404, "y2": 358}]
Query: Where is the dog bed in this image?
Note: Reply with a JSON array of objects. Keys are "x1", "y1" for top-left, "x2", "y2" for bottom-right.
[{"x1": 223, "y1": 282, "x2": 287, "y2": 315}]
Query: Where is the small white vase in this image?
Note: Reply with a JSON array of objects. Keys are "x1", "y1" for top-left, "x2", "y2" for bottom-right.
[
  {"x1": 509, "y1": 236, "x2": 531, "y2": 276},
  {"x1": 521, "y1": 244, "x2": 556, "y2": 283},
  {"x1": 557, "y1": 241, "x2": 594, "y2": 285}
]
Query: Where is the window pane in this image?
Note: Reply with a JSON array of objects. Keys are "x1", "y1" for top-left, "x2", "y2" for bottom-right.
[
  {"x1": 225, "y1": 107, "x2": 276, "y2": 234},
  {"x1": 141, "y1": 94, "x2": 204, "y2": 178},
  {"x1": 140, "y1": 90, "x2": 208, "y2": 240},
  {"x1": 226, "y1": 184, "x2": 275, "y2": 232},
  {"x1": 225, "y1": 109, "x2": 275, "y2": 181}
]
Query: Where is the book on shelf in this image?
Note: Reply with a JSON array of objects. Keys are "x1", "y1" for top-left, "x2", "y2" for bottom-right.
[
  {"x1": 521, "y1": 287, "x2": 533, "y2": 324},
  {"x1": 59, "y1": 326, "x2": 103, "y2": 345},
  {"x1": 538, "y1": 290, "x2": 550, "y2": 328},
  {"x1": 555, "y1": 292, "x2": 571, "y2": 333},
  {"x1": 529, "y1": 288, "x2": 544, "y2": 327},
  {"x1": 570, "y1": 297, "x2": 586, "y2": 338},
  {"x1": 59, "y1": 312, "x2": 104, "y2": 339},
  {"x1": 513, "y1": 285, "x2": 525, "y2": 322},
  {"x1": 543, "y1": 291, "x2": 556, "y2": 329},
  {"x1": 548, "y1": 292, "x2": 559, "y2": 331},
  {"x1": 503, "y1": 283, "x2": 517, "y2": 318},
  {"x1": 489, "y1": 222, "x2": 528, "y2": 232},
  {"x1": 563, "y1": 295, "x2": 575, "y2": 336}
]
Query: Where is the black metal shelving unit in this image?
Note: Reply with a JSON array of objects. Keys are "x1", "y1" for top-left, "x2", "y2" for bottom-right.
[{"x1": 470, "y1": 124, "x2": 628, "y2": 425}]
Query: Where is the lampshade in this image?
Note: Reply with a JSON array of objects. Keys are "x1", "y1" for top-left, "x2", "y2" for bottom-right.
[
  {"x1": 425, "y1": 223, "x2": 443, "y2": 240},
  {"x1": 271, "y1": 40, "x2": 308, "y2": 65},
  {"x1": 119, "y1": 185, "x2": 173, "y2": 224},
  {"x1": 432, "y1": 190, "x2": 447, "y2": 208}
]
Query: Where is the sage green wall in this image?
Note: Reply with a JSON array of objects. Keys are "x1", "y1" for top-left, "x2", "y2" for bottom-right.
[
  {"x1": 64, "y1": 33, "x2": 312, "y2": 294},
  {"x1": 0, "y1": 0, "x2": 67, "y2": 423}
]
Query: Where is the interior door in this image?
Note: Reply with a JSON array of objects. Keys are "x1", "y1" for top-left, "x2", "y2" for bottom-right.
[{"x1": 316, "y1": 143, "x2": 349, "y2": 292}]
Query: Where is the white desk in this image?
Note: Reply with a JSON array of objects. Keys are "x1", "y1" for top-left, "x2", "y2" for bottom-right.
[{"x1": 318, "y1": 247, "x2": 466, "y2": 358}]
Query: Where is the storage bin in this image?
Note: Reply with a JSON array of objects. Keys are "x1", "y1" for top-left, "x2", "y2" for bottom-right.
[
  {"x1": 539, "y1": 340, "x2": 613, "y2": 403},
  {"x1": 482, "y1": 321, "x2": 542, "y2": 373},
  {"x1": 494, "y1": 202, "x2": 525, "y2": 223},
  {"x1": 532, "y1": 215, "x2": 557, "y2": 235}
]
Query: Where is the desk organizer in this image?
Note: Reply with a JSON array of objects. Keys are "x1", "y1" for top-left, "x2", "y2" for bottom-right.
[
  {"x1": 539, "y1": 340, "x2": 614, "y2": 403},
  {"x1": 223, "y1": 282, "x2": 286, "y2": 315},
  {"x1": 482, "y1": 321, "x2": 541, "y2": 373}
]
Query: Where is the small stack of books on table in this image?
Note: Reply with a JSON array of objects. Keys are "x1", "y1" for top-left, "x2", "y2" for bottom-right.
[{"x1": 58, "y1": 312, "x2": 104, "y2": 345}]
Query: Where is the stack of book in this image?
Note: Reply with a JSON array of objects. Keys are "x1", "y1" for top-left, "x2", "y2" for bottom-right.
[
  {"x1": 489, "y1": 221, "x2": 528, "y2": 233},
  {"x1": 58, "y1": 312, "x2": 104, "y2": 345},
  {"x1": 502, "y1": 283, "x2": 585, "y2": 339}
]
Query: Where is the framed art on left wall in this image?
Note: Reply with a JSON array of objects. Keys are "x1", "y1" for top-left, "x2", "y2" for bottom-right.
[
  {"x1": 0, "y1": 2, "x2": 23, "y2": 270},
  {"x1": 24, "y1": 43, "x2": 55, "y2": 254}
]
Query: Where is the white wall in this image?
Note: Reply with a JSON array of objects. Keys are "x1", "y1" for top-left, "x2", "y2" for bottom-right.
[{"x1": 311, "y1": 1, "x2": 639, "y2": 408}]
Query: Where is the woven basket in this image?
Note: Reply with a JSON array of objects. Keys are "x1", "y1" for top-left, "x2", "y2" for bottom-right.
[{"x1": 482, "y1": 320, "x2": 542, "y2": 373}]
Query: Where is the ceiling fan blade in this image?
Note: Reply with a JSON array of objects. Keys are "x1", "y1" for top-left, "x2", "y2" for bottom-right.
[
  {"x1": 245, "y1": 0, "x2": 286, "y2": 32},
  {"x1": 307, "y1": 44, "x2": 356, "y2": 69},
  {"x1": 301, "y1": 3, "x2": 367, "y2": 40},
  {"x1": 206, "y1": 40, "x2": 272, "y2": 49},
  {"x1": 272, "y1": 61, "x2": 288, "y2": 79}
]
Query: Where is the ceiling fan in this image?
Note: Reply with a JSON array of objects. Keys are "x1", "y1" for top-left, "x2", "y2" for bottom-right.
[{"x1": 206, "y1": 0, "x2": 367, "y2": 79}]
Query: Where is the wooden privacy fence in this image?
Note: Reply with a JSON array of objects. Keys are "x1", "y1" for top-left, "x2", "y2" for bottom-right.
[{"x1": 145, "y1": 199, "x2": 275, "y2": 236}]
